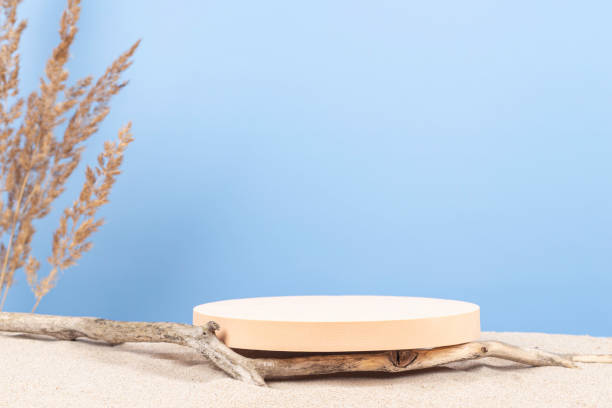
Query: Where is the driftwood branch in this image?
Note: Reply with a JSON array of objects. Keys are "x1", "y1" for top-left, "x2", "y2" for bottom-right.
[
  {"x1": 1, "y1": 312, "x2": 610, "y2": 386},
  {"x1": 0, "y1": 312, "x2": 265, "y2": 386}
]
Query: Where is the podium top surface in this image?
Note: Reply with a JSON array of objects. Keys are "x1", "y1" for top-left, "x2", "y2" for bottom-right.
[{"x1": 193, "y1": 296, "x2": 479, "y2": 322}]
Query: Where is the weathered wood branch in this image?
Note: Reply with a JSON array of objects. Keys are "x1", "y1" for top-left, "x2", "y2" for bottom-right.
[
  {"x1": 253, "y1": 341, "x2": 591, "y2": 379},
  {"x1": 0, "y1": 312, "x2": 265, "y2": 386},
  {"x1": 1, "y1": 312, "x2": 610, "y2": 386}
]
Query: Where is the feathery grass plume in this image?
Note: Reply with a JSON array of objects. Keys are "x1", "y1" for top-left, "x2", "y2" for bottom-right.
[
  {"x1": 0, "y1": 0, "x2": 138, "y2": 311},
  {"x1": 30, "y1": 124, "x2": 134, "y2": 311}
]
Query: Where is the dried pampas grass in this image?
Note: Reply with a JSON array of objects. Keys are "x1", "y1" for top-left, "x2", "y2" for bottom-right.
[{"x1": 0, "y1": 0, "x2": 138, "y2": 311}]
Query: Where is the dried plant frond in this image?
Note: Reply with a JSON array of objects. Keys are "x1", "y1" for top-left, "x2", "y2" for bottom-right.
[
  {"x1": 31, "y1": 124, "x2": 133, "y2": 310},
  {"x1": 0, "y1": 0, "x2": 26, "y2": 213},
  {"x1": 0, "y1": 0, "x2": 138, "y2": 311}
]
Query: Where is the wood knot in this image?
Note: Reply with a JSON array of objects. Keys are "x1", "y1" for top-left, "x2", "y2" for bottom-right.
[
  {"x1": 52, "y1": 329, "x2": 84, "y2": 341},
  {"x1": 481, "y1": 346, "x2": 488, "y2": 354},
  {"x1": 390, "y1": 350, "x2": 418, "y2": 368},
  {"x1": 206, "y1": 321, "x2": 220, "y2": 333}
]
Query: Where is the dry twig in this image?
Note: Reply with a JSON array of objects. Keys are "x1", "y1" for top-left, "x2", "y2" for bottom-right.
[
  {"x1": 1, "y1": 312, "x2": 610, "y2": 387},
  {"x1": 0, "y1": 312, "x2": 266, "y2": 386}
]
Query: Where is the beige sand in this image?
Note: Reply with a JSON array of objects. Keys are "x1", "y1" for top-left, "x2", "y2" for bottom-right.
[{"x1": 0, "y1": 331, "x2": 610, "y2": 407}]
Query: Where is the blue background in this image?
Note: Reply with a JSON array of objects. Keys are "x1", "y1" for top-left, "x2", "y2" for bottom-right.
[{"x1": 5, "y1": 0, "x2": 611, "y2": 336}]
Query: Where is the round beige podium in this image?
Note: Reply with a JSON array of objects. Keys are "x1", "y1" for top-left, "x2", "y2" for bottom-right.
[{"x1": 193, "y1": 296, "x2": 480, "y2": 352}]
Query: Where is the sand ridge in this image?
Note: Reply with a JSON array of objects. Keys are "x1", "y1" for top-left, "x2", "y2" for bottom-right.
[{"x1": 0, "y1": 331, "x2": 610, "y2": 407}]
